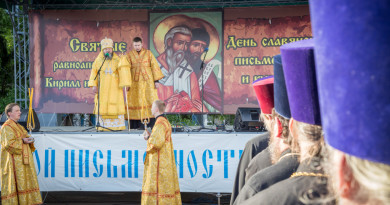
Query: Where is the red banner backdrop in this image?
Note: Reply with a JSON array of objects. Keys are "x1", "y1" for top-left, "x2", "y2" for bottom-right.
[
  {"x1": 223, "y1": 15, "x2": 312, "y2": 114},
  {"x1": 30, "y1": 10, "x2": 148, "y2": 113},
  {"x1": 29, "y1": 7, "x2": 311, "y2": 114}
]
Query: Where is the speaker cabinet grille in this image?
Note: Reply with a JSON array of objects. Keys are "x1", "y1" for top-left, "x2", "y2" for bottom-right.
[{"x1": 234, "y1": 107, "x2": 265, "y2": 132}]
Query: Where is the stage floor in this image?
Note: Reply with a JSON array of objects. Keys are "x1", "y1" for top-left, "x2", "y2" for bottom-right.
[
  {"x1": 38, "y1": 191, "x2": 231, "y2": 205},
  {"x1": 36, "y1": 125, "x2": 249, "y2": 134}
]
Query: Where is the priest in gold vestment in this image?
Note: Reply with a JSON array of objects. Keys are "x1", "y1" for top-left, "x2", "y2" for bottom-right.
[
  {"x1": 1, "y1": 103, "x2": 42, "y2": 205},
  {"x1": 142, "y1": 100, "x2": 181, "y2": 205},
  {"x1": 119, "y1": 37, "x2": 164, "y2": 129},
  {"x1": 88, "y1": 37, "x2": 132, "y2": 131}
]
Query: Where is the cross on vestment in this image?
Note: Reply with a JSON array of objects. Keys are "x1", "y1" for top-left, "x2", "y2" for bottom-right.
[
  {"x1": 178, "y1": 62, "x2": 191, "y2": 78},
  {"x1": 105, "y1": 67, "x2": 113, "y2": 75}
]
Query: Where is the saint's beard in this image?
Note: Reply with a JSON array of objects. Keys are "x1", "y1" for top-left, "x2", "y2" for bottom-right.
[
  {"x1": 166, "y1": 48, "x2": 185, "y2": 73},
  {"x1": 185, "y1": 50, "x2": 201, "y2": 66},
  {"x1": 185, "y1": 51, "x2": 203, "y2": 76}
]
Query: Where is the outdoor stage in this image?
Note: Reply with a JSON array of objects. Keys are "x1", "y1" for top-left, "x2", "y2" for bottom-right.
[
  {"x1": 1, "y1": 0, "x2": 312, "y2": 204},
  {"x1": 1, "y1": 126, "x2": 261, "y2": 194}
]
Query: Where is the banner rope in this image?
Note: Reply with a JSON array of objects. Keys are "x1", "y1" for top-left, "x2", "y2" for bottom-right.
[{"x1": 27, "y1": 88, "x2": 35, "y2": 132}]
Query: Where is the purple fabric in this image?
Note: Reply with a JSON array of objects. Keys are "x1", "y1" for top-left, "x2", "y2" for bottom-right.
[
  {"x1": 310, "y1": 0, "x2": 390, "y2": 165},
  {"x1": 273, "y1": 55, "x2": 291, "y2": 119},
  {"x1": 280, "y1": 39, "x2": 321, "y2": 125},
  {"x1": 252, "y1": 75, "x2": 274, "y2": 84}
]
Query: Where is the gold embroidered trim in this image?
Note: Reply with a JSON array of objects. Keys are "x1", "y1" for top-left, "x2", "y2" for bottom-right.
[
  {"x1": 290, "y1": 172, "x2": 328, "y2": 178},
  {"x1": 156, "y1": 118, "x2": 171, "y2": 141},
  {"x1": 18, "y1": 188, "x2": 41, "y2": 195},
  {"x1": 127, "y1": 105, "x2": 153, "y2": 110},
  {"x1": 1, "y1": 188, "x2": 41, "y2": 200},
  {"x1": 142, "y1": 190, "x2": 181, "y2": 198},
  {"x1": 1, "y1": 192, "x2": 17, "y2": 200},
  {"x1": 129, "y1": 49, "x2": 149, "y2": 82}
]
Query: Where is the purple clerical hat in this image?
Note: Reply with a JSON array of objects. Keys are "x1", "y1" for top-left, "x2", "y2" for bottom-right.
[
  {"x1": 310, "y1": 0, "x2": 390, "y2": 165},
  {"x1": 273, "y1": 55, "x2": 291, "y2": 119},
  {"x1": 280, "y1": 39, "x2": 321, "y2": 125}
]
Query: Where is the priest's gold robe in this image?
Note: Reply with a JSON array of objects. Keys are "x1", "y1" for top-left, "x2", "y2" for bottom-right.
[
  {"x1": 88, "y1": 52, "x2": 132, "y2": 130},
  {"x1": 1, "y1": 119, "x2": 42, "y2": 205},
  {"x1": 141, "y1": 116, "x2": 181, "y2": 205},
  {"x1": 119, "y1": 48, "x2": 164, "y2": 120}
]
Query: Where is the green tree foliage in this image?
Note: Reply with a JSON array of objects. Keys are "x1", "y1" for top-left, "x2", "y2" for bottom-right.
[
  {"x1": 166, "y1": 114, "x2": 197, "y2": 126},
  {"x1": 166, "y1": 114, "x2": 235, "y2": 127},
  {"x1": 0, "y1": 8, "x2": 14, "y2": 113}
]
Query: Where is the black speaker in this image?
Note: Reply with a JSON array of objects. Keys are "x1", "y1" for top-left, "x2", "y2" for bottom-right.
[
  {"x1": 0, "y1": 109, "x2": 40, "y2": 132},
  {"x1": 234, "y1": 107, "x2": 265, "y2": 132}
]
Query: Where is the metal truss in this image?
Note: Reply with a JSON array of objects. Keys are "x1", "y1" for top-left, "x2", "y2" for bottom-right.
[
  {"x1": 5, "y1": 1, "x2": 29, "y2": 109},
  {"x1": 27, "y1": 0, "x2": 308, "y2": 10}
]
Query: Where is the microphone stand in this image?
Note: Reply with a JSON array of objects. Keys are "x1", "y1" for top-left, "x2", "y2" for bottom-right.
[
  {"x1": 194, "y1": 48, "x2": 213, "y2": 132},
  {"x1": 93, "y1": 53, "x2": 114, "y2": 132}
]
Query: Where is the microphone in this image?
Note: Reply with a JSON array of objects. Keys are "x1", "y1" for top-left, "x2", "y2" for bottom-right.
[
  {"x1": 94, "y1": 52, "x2": 109, "y2": 80},
  {"x1": 200, "y1": 48, "x2": 209, "y2": 70}
]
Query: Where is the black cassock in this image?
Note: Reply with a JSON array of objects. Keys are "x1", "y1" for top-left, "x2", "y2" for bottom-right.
[
  {"x1": 241, "y1": 157, "x2": 335, "y2": 205},
  {"x1": 244, "y1": 146, "x2": 273, "y2": 182},
  {"x1": 234, "y1": 149, "x2": 300, "y2": 205},
  {"x1": 230, "y1": 132, "x2": 270, "y2": 205}
]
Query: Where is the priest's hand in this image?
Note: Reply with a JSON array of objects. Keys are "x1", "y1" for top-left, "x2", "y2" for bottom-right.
[
  {"x1": 126, "y1": 87, "x2": 130, "y2": 91},
  {"x1": 154, "y1": 82, "x2": 161, "y2": 89},
  {"x1": 22, "y1": 137, "x2": 34, "y2": 144},
  {"x1": 92, "y1": 86, "x2": 98, "y2": 94}
]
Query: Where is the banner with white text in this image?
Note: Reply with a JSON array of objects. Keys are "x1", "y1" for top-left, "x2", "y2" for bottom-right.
[{"x1": 0, "y1": 133, "x2": 258, "y2": 192}]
